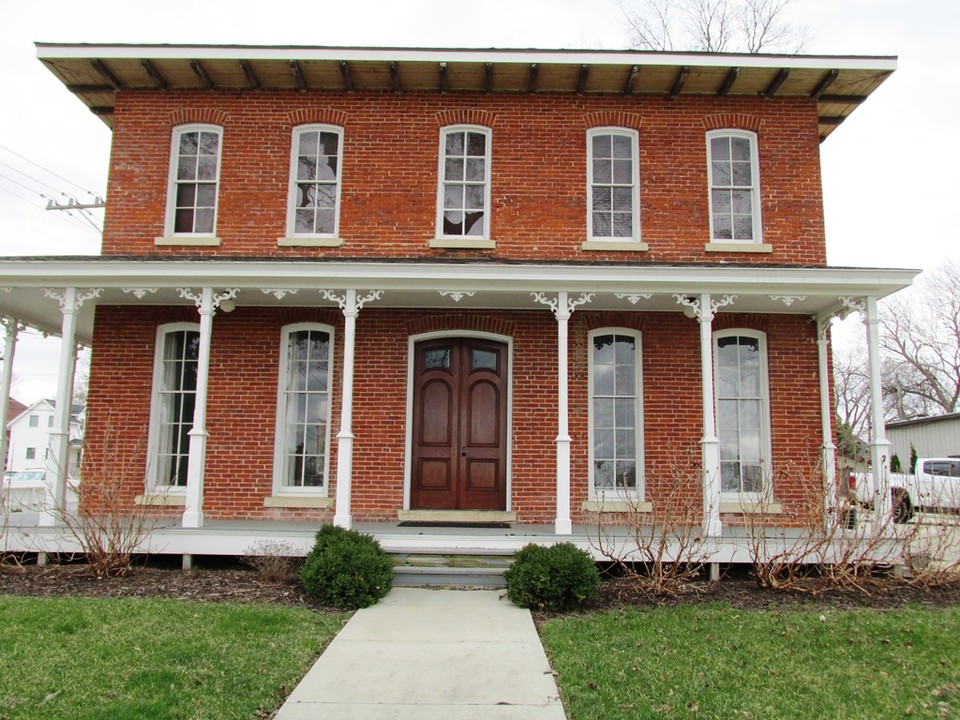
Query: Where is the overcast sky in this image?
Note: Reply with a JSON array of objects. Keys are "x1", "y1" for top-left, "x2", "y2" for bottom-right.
[{"x1": 0, "y1": 0, "x2": 957, "y2": 404}]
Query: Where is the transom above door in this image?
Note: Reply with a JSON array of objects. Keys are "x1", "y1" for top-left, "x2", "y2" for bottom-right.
[{"x1": 410, "y1": 337, "x2": 508, "y2": 511}]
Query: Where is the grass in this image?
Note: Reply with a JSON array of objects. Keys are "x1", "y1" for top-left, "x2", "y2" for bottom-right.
[
  {"x1": 541, "y1": 603, "x2": 960, "y2": 720},
  {"x1": 0, "y1": 596, "x2": 347, "y2": 719}
]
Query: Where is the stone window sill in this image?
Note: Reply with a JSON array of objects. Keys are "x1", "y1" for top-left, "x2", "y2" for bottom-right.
[
  {"x1": 719, "y1": 501, "x2": 783, "y2": 514},
  {"x1": 154, "y1": 236, "x2": 222, "y2": 247},
  {"x1": 429, "y1": 237, "x2": 496, "y2": 250},
  {"x1": 581, "y1": 499, "x2": 653, "y2": 513},
  {"x1": 135, "y1": 493, "x2": 186, "y2": 506},
  {"x1": 580, "y1": 240, "x2": 649, "y2": 252},
  {"x1": 277, "y1": 236, "x2": 344, "y2": 247},
  {"x1": 263, "y1": 496, "x2": 333, "y2": 509},
  {"x1": 704, "y1": 242, "x2": 772, "y2": 254}
]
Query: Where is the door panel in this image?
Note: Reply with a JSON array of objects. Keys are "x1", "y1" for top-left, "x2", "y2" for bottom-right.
[{"x1": 411, "y1": 338, "x2": 507, "y2": 511}]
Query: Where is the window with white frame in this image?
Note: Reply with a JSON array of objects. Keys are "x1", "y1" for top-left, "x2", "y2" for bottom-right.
[
  {"x1": 25, "y1": 447, "x2": 35, "y2": 460},
  {"x1": 274, "y1": 324, "x2": 334, "y2": 492},
  {"x1": 589, "y1": 329, "x2": 643, "y2": 497},
  {"x1": 706, "y1": 130, "x2": 762, "y2": 243},
  {"x1": 165, "y1": 125, "x2": 222, "y2": 235},
  {"x1": 714, "y1": 330, "x2": 771, "y2": 497},
  {"x1": 287, "y1": 125, "x2": 343, "y2": 237},
  {"x1": 28, "y1": 415, "x2": 38, "y2": 427},
  {"x1": 588, "y1": 128, "x2": 640, "y2": 241},
  {"x1": 437, "y1": 126, "x2": 491, "y2": 239},
  {"x1": 149, "y1": 324, "x2": 200, "y2": 488}
]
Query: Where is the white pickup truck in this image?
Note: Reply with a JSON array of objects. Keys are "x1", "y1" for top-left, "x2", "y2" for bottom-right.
[{"x1": 849, "y1": 458, "x2": 960, "y2": 523}]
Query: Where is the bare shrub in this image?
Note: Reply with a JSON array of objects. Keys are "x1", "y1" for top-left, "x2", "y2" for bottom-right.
[
  {"x1": 590, "y1": 451, "x2": 711, "y2": 597},
  {"x1": 901, "y1": 489, "x2": 960, "y2": 589},
  {"x1": 56, "y1": 415, "x2": 162, "y2": 578},
  {"x1": 241, "y1": 540, "x2": 302, "y2": 582}
]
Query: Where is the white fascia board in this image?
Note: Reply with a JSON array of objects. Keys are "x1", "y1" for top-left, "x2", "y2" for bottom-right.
[
  {"x1": 34, "y1": 43, "x2": 898, "y2": 73},
  {"x1": 0, "y1": 258, "x2": 919, "y2": 297}
]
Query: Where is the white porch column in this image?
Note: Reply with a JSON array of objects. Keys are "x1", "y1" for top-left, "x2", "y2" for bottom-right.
[
  {"x1": 179, "y1": 287, "x2": 238, "y2": 529},
  {"x1": 676, "y1": 293, "x2": 734, "y2": 537},
  {"x1": 322, "y1": 289, "x2": 382, "y2": 530},
  {"x1": 533, "y1": 291, "x2": 593, "y2": 535},
  {"x1": 864, "y1": 296, "x2": 892, "y2": 524},
  {"x1": 816, "y1": 318, "x2": 838, "y2": 517},
  {"x1": 39, "y1": 288, "x2": 100, "y2": 526},
  {"x1": 0, "y1": 317, "x2": 20, "y2": 474}
]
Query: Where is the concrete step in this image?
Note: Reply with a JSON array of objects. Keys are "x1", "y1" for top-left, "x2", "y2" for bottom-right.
[{"x1": 391, "y1": 552, "x2": 514, "y2": 588}]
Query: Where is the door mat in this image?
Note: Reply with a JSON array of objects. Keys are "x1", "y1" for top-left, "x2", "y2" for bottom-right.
[{"x1": 397, "y1": 521, "x2": 512, "y2": 529}]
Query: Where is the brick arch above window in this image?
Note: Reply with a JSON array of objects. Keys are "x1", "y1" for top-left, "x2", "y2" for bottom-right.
[
  {"x1": 702, "y1": 113, "x2": 764, "y2": 132},
  {"x1": 713, "y1": 314, "x2": 772, "y2": 332},
  {"x1": 582, "y1": 111, "x2": 644, "y2": 131},
  {"x1": 169, "y1": 108, "x2": 229, "y2": 127},
  {"x1": 407, "y1": 313, "x2": 516, "y2": 338},
  {"x1": 435, "y1": 109, "x2": 497, "y2": 128},
  {"x1": 285, "y1": 107, "x2": 350, "y2": 128},
  {"x1": 583, "y1": 311, "x2": 648, "y2": 332}
]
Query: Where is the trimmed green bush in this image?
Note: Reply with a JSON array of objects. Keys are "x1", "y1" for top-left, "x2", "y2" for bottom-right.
[
  {"x1": 505, "y1": 542, "x2": 600, "y2": 612},
  {"x1": 300, "y1": 525, "x2": 393, "y2": 609}
]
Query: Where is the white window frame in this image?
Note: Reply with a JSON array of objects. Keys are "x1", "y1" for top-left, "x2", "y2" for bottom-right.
[
  {"x1": 586, "y1": 127, "x2": 641, "y2": 244},
  {"x1": 283, "y1": 124, "x2": 344, "y2": 244},
  {"x1": 706, "y1": 129, "x2": 763, "y2": 245},
  {"x1": 162, "y1": 124, "x2": 223, "y2": 239},
  {"x1": 146, "y1": 322, "x2": 200, "y2": 492},
  {"x1": 28, "y1": 415, "x2": 38, "y2": 427},
  {"x1": 587, "y1": 328, "x2": 645, "y2": 500},
  {"x1": 272, "y1": 323, "x2": 336, "y2": 496},
  {"x1": 713, "y1": 328, "x2": 773, "y2": 502},
  {"x1": 434, "y1": 124, "x2": 493, "y2": 243}
]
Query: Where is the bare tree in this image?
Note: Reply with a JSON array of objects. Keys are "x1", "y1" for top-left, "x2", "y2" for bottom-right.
[
  {"x1": 619, "y1": 0, "x2": 811, "y2": 53},
  {"x1": 880, "y1": 260, "x2": 960, "y2": 420}
]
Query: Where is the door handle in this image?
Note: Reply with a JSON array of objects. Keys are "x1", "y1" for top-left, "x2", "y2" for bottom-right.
[{"x1": 461, "y1": 446, "x2": 467, "y2": 457}]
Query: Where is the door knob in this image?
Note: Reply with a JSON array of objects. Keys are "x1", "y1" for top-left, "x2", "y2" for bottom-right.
[{"x1": 461, "y1": 446, "x2": 467, "y2": 457}]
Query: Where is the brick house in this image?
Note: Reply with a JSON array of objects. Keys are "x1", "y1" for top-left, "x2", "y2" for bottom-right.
[{"x1": 0, "y1": 45, "x2": 916, "y2": 557}]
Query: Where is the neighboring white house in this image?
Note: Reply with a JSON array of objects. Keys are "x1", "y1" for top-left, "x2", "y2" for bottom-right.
[
  {"x1": 886, "y1": 412, "x2": 960, "y2": 465},
  {"x1": 5, "y1": 399, "x2": 84, "y2": 476}
]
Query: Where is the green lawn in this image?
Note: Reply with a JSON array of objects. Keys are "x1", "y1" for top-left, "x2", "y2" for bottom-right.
[
  {"x1": 0, "y1": 596, "x2": 347, "y2": 720},
  {"x1": 541, "y1": 603, "x2": 960, "y2": 720}
]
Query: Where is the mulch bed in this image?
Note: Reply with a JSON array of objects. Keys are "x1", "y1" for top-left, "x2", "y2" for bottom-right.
[{"x1": 2, "y1": 558, "x2": 959, "y2": 613}]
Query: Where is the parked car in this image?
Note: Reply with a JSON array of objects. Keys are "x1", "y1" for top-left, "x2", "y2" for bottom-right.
[{"x1": 849, "y1": 458, "x2": 960, "y2": 523}]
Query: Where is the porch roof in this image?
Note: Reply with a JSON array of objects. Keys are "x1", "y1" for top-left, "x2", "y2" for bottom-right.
[
  {"x1": 36, "y1": 43, "x2": 896, "y2": 141},
  {"x1": 0, "y1": 256, "x2": 918, "y2": 344}
]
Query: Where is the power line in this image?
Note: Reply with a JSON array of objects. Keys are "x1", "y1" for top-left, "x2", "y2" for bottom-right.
[
  {"x1": 0, "y1": 143, "x2": 101, "y2": 198},
  {"x1": 0, "y1": 160, "x2": 67, "y2": 197}
]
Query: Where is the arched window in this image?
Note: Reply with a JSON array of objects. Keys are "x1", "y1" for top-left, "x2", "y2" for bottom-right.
[
  {"x1": 164, "y1": 125, "x2": 223, "y2": 236},
  {"x1": 587, "y1": 128, "x2": 640, "y2": 242},
  {"x1": 714, "y1": 329, "x2": 771, "y2": 497},
  {"x1": 706, "y1": 129, "x2": 762, "y2": 244},
  {"x1": 588, "y1": 328, "x2": 644, "y2": 498},
  {"x1": 274, "y1": 323, "x2": 335, "y2": 493},
  {"x1": 286, "y1": 124, "x2": 344, "y2": 238},
  {"x1": 437, "y1": 125, "x2": 492, "y2": 239}
]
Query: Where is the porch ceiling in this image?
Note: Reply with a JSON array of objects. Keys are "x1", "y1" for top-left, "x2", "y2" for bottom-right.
[
  {"x1": 0, "y1": 257, "x2": 918, "y2": 344},
  {"x1": 36, "y1": 43, "x2": 896, "y2": 141}
]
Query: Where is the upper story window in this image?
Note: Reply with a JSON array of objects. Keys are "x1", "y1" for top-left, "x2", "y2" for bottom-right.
[
  {"x1": 587, "y1": 128, "x2": 640, "y2": 242},
  {"x1": 437, "y1": 126, "x2": 491, "y2": 240},
  {"x1": 148, "y1": 324, "x2": 200, "y2": 488},
  {"x1": 706, "y1": 130, "x2": 762, "y2": 244},
  {"x1": 714, "y1": 329, "x2": 771, "y2": 498},
  {"x1": 28, "y1": 415, "x2": 38, "y2": 427},
  {"x1": 287, "y1": 125, "x2": 343, "y2": 238},
  {"x1": 589, "y1": 329, "x2": 644, "y2": 498},
  {"x1": 274, "y1": 324, "x2": 334, "y2": 494},
  {"x1": 165, "y1": 125, "x2": 222, "y2": 236}
]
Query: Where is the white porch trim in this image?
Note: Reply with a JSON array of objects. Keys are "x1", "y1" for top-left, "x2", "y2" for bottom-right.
[
  {"x1": 816, "y1": 317, "x2": 838, "y2": 517},
  {"x1": 865, "y1": 296, "x2": 893, "y2": 525},
  {"x1": 0, "y1": 317, "x2": 20, "y2": 476}
]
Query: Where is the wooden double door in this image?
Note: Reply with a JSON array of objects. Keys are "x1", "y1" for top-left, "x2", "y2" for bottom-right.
[{"x1": 410, "y1": 337, "x2": 508, "y2": 511}]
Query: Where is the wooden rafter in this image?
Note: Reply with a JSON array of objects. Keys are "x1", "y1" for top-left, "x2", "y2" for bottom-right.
[
  {"x1": 239, "y1": 60, "x2": 260, "y2": 89},
  {"x1": 190, "y1": 60, "x2": 214, "y2": 90},
  {"x1": 388, "y1": 61, "x2": 401, "y2": 91},
  {"x1": 623, "y1": 65, "x2": 639, "y2": 95},
  {"x1": 140, "y1": 59, "x2": 168, "y2": 90},
  {"x1": 719, "y1": 67, "x2": 740, "y2": 96},
  {"x1": 90, "y1": 59, "x2": 123, "y2": 90},
  {"x1": 528, "y1": 63, "x2": 539, "y2": 93},
  {"x1": 763, "y1": 68, "x2": 790, "y2": 98},
  {"x1": 339, "y1": 60, "x2": 354, "y2": 91},
  {"x1": 484, "y1": 63, "x2": 494, "y2": 93},
  {"x1": 669, "y1": 66, "x2": 689, "y2": 98},
  {"x1": 289, "y1": 60, "x2": 307, "y2": 90},
  {"x1": 810, "y1": 68, "x2": 839, "y2": 99},
  {"x1": 438, "y1": 62, "x2": 448, "y2": 93}
]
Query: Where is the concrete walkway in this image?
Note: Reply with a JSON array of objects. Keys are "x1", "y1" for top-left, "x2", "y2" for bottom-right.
[{"x1": 274, "y1": 587, "x2": 566, "y2": 719}]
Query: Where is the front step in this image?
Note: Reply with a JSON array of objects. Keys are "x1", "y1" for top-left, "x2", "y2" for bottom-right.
[{"x1": 392, "y1": 551, "x2": 514, "y2": 588}]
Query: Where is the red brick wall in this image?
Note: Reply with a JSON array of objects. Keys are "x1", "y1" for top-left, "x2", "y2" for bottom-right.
[
  {"x1": 83, "y1": 307, "x2": 825, "y2": 525},
  {"x1": 102, "y1": 91, "x2": 825, "y2": 265}
]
